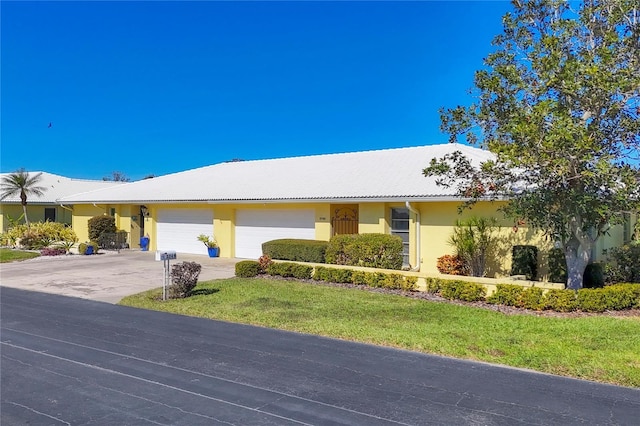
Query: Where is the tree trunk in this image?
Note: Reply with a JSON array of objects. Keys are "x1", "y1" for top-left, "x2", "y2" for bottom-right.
[
  {"x1": 21, "y1": 204, "x2": 30, "y2": 227},
  {"x1": 564, "y1": 238, "x2": 592, "y2": 290}
]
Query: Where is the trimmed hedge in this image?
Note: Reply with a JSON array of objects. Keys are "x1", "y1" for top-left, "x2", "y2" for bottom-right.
[
  {"x1": 486, "y1": 284, "x2": 544, "y2": 310},
  {"x1": 487, "y1": 283, "x2": 640, "y2": 312},
  {"x1": 430, "y1": 279, "x2": 640, "y2": 313},
  {"x1": 262, "y1": 239, "x2": 328, "y2": 263},
  {"x1": 311, "y1": 265, "x2": 416, "y2": 291},
  {"x1": 267, "y1": 262, "x2": 314, "y2": 280},
  {"x1": 439, "y1": 280, "x2": 486, "y2": 302},
  {"x1": 313, "y1": 266, "x2": 353, "y2": 283},
  {"x1": 236, "y1": 260, "x2": 260, "y2": 278},
  {"x1": 325, "y1": 233, "x2": 403, "y2": 270}
]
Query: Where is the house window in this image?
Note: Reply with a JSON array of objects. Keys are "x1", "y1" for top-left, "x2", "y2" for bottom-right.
[
  {"x1": 44, "y1": 208, "x2": 56, "y2": 222},
  {"x1": 391, "y1": 208, "x2": 410, "y2": 266},
  {"x1": 110, "y1": 208, "x2": 116, "y2": 217}
]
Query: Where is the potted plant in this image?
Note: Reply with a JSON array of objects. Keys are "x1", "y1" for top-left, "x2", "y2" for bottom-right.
[{"x1": 197, "y1": 234, "x2": 219, "y2": 257}]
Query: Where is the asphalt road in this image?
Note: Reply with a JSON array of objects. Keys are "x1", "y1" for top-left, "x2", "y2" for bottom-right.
[{"x1": 1, "y1": 287, "x2": 639, "y2": 425}]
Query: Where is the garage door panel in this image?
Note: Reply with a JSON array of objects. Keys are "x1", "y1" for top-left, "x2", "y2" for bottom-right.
[
  {"x1": 235, "y1": 209, "x2": 315, "y2": 259},
  {"x1": 157, "y1": 209, "x2": 213, "y2": 255}
]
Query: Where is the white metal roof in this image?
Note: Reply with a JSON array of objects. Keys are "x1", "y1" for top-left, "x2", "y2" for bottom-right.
[
  {"x1": 0, "y1": 172, "x2": 125, "y2": 205},
  {"x1": 57, "y1": 143, "x2": 496, "y2": 204}
]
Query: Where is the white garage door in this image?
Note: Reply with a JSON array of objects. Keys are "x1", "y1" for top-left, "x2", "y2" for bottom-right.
[
  {"x1": 235, "y1": 209, "x2": 315, "y2": 259},
  {"x1": 157, "y1": 208, "x2": 213, "y2": 255}
]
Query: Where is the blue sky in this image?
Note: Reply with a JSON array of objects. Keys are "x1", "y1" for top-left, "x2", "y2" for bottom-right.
[{"x1": 1, "y1": 1, "x2": 511, "y2": 181}]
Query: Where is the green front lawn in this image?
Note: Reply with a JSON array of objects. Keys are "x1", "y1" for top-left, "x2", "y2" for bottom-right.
[
  {"x1": 119, "y1": 277, "x2": 640, "y2": 388},
  {"x1": 0, "y1": 248, "x2": 39, "y2": 263}
]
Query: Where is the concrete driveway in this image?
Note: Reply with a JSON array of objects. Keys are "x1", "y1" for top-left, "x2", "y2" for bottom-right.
[{"x1": 0, "y1": 250, "x2": 240, "y2": 303}]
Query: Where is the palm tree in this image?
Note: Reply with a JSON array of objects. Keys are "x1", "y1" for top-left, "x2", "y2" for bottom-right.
[{"x1": 0, "y1": 169, "x2": 47, "y2": 227}]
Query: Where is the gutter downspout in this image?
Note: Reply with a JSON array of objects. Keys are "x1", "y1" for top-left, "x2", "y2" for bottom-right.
[{"x1": 405, "y1": 202, "x2": 421, "y2": 272}]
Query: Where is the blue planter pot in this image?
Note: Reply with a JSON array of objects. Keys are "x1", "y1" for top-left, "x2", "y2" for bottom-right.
[{"x1": 207, "y1": 247, "x2": 220, "y2": 257}]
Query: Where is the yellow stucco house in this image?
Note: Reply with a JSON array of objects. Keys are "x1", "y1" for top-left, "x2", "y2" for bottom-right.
[
  {"x1": 0, "y1": 172, "x2": 124, "y2": 232},
  {"x1": 51, "y1": 144, "x2": 636, "y2": 280}
]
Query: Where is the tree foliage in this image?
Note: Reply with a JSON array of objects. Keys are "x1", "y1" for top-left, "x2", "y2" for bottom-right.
[
  {"x1": 0, "y1": 169, "x2": 47, "y2": 227},
  {"x1": 103, "y1": 171, "x2": 131, "y2": 182},
  {"x1": 424, "y1": 0, "x2": 640, "y2": 289}
]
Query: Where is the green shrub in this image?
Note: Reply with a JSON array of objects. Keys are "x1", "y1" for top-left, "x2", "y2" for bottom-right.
[
  {"x1": 486, "y1": 284, "x2": 524, "y2": 306},
  {"x1": 236, "y1": 260, "x2": 260, "y2": 278},
  {"x1": 262, "y1": 239, "x2": 328, "y2": 263},
  {"x1": 519, "y1": 287, "x2": 545, "y2": 310},
  {"x1": 325, "y1": 233, "x2": 403, "y2": 270},
  {"x1": 548, "y1": 248, "x2": 567, "y2": 284},
  {"x1": 267, "y1": 262, "x2": 313, "y2": 279},
  {"x1": 169, "y1": 261, "x2": 202, "y2": 298},
  {"x1": 381, "y1": 273, "x2": 404, "y2": 290},
  {"x1": 600, "y1": 285, "x2": 637, "y2": 310},
  {"x1": 440, "y1": 280, "x2": 486, "y2": 302},
  {"x1": 584, "y1": 263, "x2": 604, "y2": 288},
  {"x1": 315, "y1": 267, "x2": 352, "y2": 284},
  {"x1": 543, "y1": 289, "x2": 578, "y2": 312},
  {"x1": 576, "y1": 285, "x2": 639, "y2": 312},
  {"x1": 364, "y1": 272, "x2": 387, "y2": 288},
  {"x1": 78, "y1": 242, "x2": 88, "y2": 255},
  {"x1": 424, "y1": 277, "x2": 441, "y2": 294},
  {"x1": 511, "y1": 245, "x2": 538, "y2": 281},
  {"x1": 486, "y1": 284, "x2": 545, "y2": 309},
  {"x1": 88, "y1": 216, "x2": 116, "y2": 242},
  {"x1": 312, "y1": 265, "x2": 329, "y2": 281},
  {"x1": 401, "y1": 276, "x2": 418, "y2": 292},
  {"x1": 576, "y1": 289, "x2": 610, "y2": 312},
  {"x1": 604, "y1": 244, "x2": 640, "y2": 283},
  {"x1": 351, "y1": 270, "x2": 367, "y2": 285}
]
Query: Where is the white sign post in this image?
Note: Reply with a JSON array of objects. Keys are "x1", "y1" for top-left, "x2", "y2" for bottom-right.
[{"x1": 156, "y1": 250, "x2": 177, "y2": 301}]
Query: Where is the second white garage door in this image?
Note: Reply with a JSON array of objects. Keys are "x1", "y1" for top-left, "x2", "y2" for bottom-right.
[
  {"x1": 156, "y1": 208, "x2": 214, "y2": 255},
  {"x1": 235, "y1": 209, "x2": 315, "y2": 259}
]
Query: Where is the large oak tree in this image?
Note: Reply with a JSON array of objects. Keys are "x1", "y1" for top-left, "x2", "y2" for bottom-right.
[{"x1": 424, "y1": 0, "x2": 640, "y2": 289}]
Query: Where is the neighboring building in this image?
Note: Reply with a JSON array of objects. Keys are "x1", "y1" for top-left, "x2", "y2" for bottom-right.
[
  {"x1": 0, "y1": 171, "x2": 124, "y2": 231},
  {"x1": 53, "y1": 144, "x2": 636, "y2": 278}
]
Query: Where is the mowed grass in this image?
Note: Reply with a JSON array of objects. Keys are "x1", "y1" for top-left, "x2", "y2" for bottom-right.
[
  {"x1": 119, "y1": 277, "x2": 640, "y2": 388},
  {"x1": 0, "y1": 248, "x2": 39, "y2": 263}
]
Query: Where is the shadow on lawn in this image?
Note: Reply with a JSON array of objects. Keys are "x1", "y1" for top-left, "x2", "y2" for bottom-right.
[{"x1": 191, "y1": 288, "x2": 220, "y2": 296}]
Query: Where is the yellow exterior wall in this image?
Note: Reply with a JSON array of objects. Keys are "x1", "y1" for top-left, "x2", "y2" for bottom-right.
[
  {"x1": 0, "y1": 204, "x2": 73, "y2": 232},
  {"x1": 316, "y1": 204, "x2": 332, "y2": 241},
  {"x1": 72, "y1": 204, "x2": 109, "y2": 242},
  {"x1": 65, "y1": 201, "x2": 635, "y2": 276},
  {"x1": 416, "y1": 201, "x2": 552, "y2": 278},
  {"x1": 213, "y1": 205, "x2": 234, "y2": 258},
  {"x1": 358, "y1": 203, "x2": 386, "y2": 233}
]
